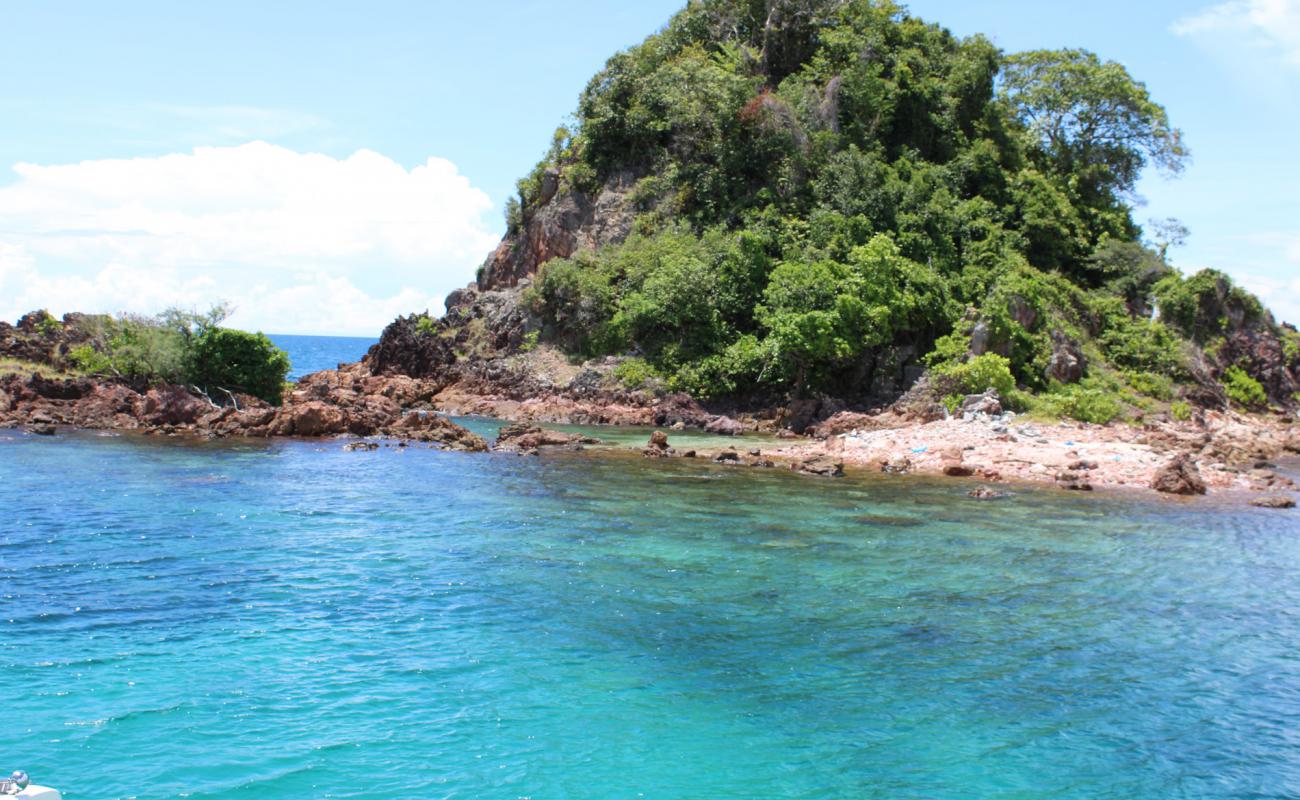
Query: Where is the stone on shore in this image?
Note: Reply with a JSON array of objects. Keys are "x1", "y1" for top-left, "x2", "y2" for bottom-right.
[{"x1": 1151, "y1": 454, "x2": 1207, "y2": 496}]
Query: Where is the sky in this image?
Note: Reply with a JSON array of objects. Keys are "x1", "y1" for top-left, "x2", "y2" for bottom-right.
[{"x1": 1, "y1": 0, "x2": 1297, "y2": 335}]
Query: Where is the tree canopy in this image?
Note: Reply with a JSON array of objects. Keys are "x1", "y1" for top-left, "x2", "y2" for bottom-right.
[{"x1": 500, "y1": 0, "x2": 1287, "y2": 418}]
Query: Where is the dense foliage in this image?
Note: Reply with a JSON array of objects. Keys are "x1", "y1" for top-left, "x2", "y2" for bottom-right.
[
  {"x1": 69, "y1": 305, "x2": 291, "y2": 405},
  {"x1": 506, "y1": 0, "x2": 1286, "y2": 417}
]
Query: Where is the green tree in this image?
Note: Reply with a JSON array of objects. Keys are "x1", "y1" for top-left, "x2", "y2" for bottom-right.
[{"x1": 1000, "y1": 49, "x2": 1189, "y2": 200}]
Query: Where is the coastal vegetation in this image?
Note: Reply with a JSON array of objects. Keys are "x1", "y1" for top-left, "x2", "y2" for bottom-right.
[
  {"x1": 60, "y1": 306, "x2": 291, "y2": 405},
  {"x1": 478, "y1": 0, "x2": 1299, "y2": 422}
]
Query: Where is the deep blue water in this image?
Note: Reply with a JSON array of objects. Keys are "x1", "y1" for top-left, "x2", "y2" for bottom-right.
[
  {"x1": 3, "y1": 338, "x2": 1300, "y2": 799},
  {"x1": 267, "y1": 334, "x2": 377, "y2": 381}
]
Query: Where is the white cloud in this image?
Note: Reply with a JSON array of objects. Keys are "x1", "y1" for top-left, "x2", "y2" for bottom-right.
[
  {"x1": 1174, "y1": 0, "x2": 1300, "y2": 67},
  {"x1": 0, "y1": 142, "x2": 500, "y2": 335}
]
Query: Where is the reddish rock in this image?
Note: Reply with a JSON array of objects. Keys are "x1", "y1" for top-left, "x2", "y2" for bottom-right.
[
  {"x1": 492, "y1": 422, "x2": 583, "y2": 452},
  {"x1": 1151, "y1": 454, "x2": 1208, "y2": 496},
  {"x1": 136, "y1": 385, "x2": 212, "y2": 427},
  {"x1": 270, "y1": 402, "x2": 348, "y2": 437}
]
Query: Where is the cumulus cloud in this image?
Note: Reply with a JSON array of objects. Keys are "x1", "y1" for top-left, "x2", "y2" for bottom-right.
[
  {"x1": 0, "y1": 142, "x2": 500, "y2": 335},
  {"x1": 1174, "y1": 0, "x2": 1300, "y2": 67}
]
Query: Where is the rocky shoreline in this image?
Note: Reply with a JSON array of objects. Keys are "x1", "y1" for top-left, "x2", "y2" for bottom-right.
[
  {"x1": 3, "y1": 312, "x2": 1296, "y2": 507},
  {"x1": 3, "y1": 360, "x2": 1297, "y2": 507}
]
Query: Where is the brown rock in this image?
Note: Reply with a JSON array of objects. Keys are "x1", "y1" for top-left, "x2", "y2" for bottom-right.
[
  {"x1": 271, "y1": 401, "x2": 348, "y2": 437},
  {"x1": 493, "y1": 422, "x2": 583, "y2": 452},
  {"x1": 647, "y1": 430, "x2": 670, "y2": 450},
  {"x1": 1251, "y1": 494, "x2": 1296, "y2": 509},
  {"x1": 1151, "y1": 454, "x2": 1208, "y2": 496},
  {"x1": 1055, "y1": 470, "x2": 1094, "y2": 491},
  {"x1": 796, "y1": 456, "x2": 844, "y2": 477}
]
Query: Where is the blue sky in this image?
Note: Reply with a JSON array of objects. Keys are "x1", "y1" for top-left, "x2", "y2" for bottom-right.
[{"x1": 1, "y1": 0, "x2": 1296, "y2": 334}]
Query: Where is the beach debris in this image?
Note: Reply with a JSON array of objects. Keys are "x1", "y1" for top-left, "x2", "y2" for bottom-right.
[{"x1": 1151, "y1": 454, "x2": 1208, "y2": 496}]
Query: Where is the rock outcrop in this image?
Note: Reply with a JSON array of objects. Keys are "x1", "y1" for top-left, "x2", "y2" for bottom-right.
[{"x1": 1151, "y1": 454, "x2": 1208, "y2": 496}]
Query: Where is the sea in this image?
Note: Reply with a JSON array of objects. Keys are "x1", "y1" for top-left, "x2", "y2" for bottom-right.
[{"x1": 3, "y1": 335, "x2": 1300, "y2": 799}]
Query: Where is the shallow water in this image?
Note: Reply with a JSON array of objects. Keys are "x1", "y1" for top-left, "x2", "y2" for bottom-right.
[{"x1": 3, "y1": 427, "x2": 1300, "y2": 799}]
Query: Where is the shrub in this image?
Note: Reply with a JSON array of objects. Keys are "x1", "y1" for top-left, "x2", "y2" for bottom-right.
[
  {"x1": 1125, "y1": 371, "x2": 1173, "y2": 401},
  {"x1": 416, "y1": 315, "x2": 437, "y2": 336},
  {"x1": 1034, "y1": 380, "x2": 1123, "y2": 424},
  {"x1": 65, "y1": 305, "x2": 291, "y2": 406},
  {"x1": 1170, "y1": 400, "x2": 1192, "y2": 421},
  {"x1": 187, "y1": 328, "x2": 292, "y2": 406},
  {"x1": 1222, "y1": 365, "x2": 1266, "y2": 409},
  {"x1": 932, "y1": 353, "x2": 1016, "y2": 398},
  {"x1": 613, "y1": 358, "x2": 655, "y2": 389}
]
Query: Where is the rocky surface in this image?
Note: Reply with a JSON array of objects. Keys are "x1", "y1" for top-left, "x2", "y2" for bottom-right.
[
  {"x1": 1151, "y1": 454, "x2": 1208, "y2": 496},
  {"x1": 0, "y1": 364, "x2": 487, "y2": 452}
]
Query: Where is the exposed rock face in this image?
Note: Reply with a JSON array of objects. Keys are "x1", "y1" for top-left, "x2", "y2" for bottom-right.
[
  {"x1": 1046, "y1": 332, "x2": 1086, "y2": 385},
  {"x1": 367, "y1": 314, "x2": 457, "y2": 380},
  {"x1": 1151, "y1": 454, "x2": 1208, "y2": 495},
  {"x1": 478, "y1": 171, "x2": 639, "y2": 290}
]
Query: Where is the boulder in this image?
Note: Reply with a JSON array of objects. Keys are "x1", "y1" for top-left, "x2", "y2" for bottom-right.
[
  {"x1": 939, "y1": 447, "x2": 974, "y2": 477},
  {"x1": 137, "y1": 385, "x2": 212, "y2": 427},
  {"x1": 270, "y1": 401, "x2": 348, "y2": 437},
  {"x1": 703, "y1": 415, "x2": 745, "y2": 436},
  {"x1": 1055, "y1": 470, "x2": 1094, "y2": 491},
  {"x1": 493, "y1": 422, "x2": 585, "y2": 452},
  {"x1": 960, "y1": 390, "x2": 1002, "y2": 418},
  {"x1": 1151, "y1": 454, "x2": 1207, "y2": 496},
  {"x1": 1251, "y1": 494, "x2": 1296, "y2": 509},
  {"x1": 394, "y1": 413, "x2": 490, "y2": 451},
  {"x1": 795, "y1": 456, "x2": 844, "y2": 477},
  {"x1": 1046, "y1": 332, "x2": 1086, "y2": 385}
]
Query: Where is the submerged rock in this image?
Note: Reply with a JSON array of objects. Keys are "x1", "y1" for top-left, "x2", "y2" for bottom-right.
[
  {"x1": 493, "y1": 422, "x2": 586, "y2": 452},
  {"x1": 1251, "y1": 494, "x2": 1296, "y2": 509},
  {"x1": 795, "y1": 455, "x2": 844, "y2": 477},
  {"x1": 968, "y1": 486, "x2": 1011, "y2": 500}
]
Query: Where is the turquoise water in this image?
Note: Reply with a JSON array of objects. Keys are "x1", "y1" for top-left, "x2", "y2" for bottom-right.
[
  {"x1": 3, "y1": 431, "x2": 1300, "y2": 799},
  {"x1": 267, "y1": 334, "x2": 377, "y2": 381}
]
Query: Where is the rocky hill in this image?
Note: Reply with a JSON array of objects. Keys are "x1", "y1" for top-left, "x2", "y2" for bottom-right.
[{"x1": 364, "y1": 0, "x2": 1298, "y2": 434}]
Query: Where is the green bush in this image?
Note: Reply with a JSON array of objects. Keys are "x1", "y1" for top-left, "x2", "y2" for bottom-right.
[
  {"x1": 1034, "y1": 379, "x2": 1123, "y2": 424},
  {"x1": 1170, "y1": 400, "x2": 1192, "y2": 421},
  {"x1": 1222, "y1": 365, "x2": 1267, "y2": 409},
  {"x1": 187, "y1": 328, "x2": 292, "y2": 405},
  {"x1": 66, "y1": 305, "x2": 291, "y2": 406},
  {"x1": 1125, "y1": 371, "x2": 1173, "y2": 401},
  {"x1": 933, "y1": 353, "x2": 1017, "y2": 398},
  {"x1": 613, "y1": 358, "x2": 655, "y2": 389}
]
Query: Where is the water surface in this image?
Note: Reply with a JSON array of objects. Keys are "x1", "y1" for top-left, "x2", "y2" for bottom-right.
[{"x1": 2, "y1": 428, "x2": 1299, "y2": 799}]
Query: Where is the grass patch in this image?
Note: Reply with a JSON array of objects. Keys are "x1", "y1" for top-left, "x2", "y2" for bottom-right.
[{"x1": 0, "y1": 358, "x2": 78, "y2": 380}]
